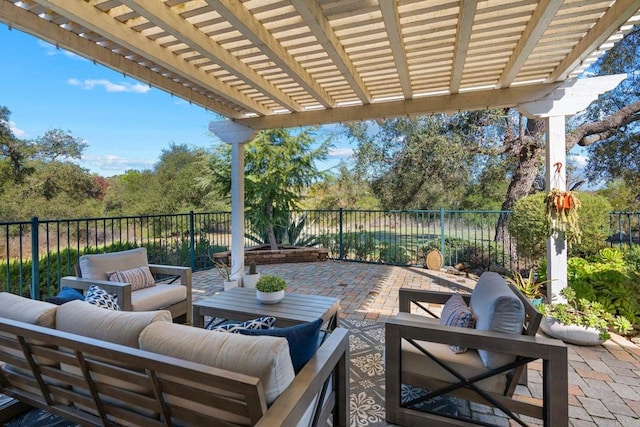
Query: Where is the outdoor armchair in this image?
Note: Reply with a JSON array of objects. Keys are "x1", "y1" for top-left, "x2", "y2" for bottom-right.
[
  {"x1": 60, "y1": 247, "x2": 192, "y2": 324},
  {"x1": 385, "y1": 272, "x2": 568, "y2": 426}
]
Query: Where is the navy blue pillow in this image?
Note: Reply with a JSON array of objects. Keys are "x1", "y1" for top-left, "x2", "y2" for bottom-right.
[
  {"x1": 45, "y1": 287, "x2": 84, "y2": 305},
  {"x1": 239, "y1": 318, "x2": 323, "y2": 373}
]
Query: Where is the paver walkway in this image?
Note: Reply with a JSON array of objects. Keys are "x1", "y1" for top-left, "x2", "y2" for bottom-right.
[{"x1": 191, "y1": 260, "x2": 640, "y2": 426}]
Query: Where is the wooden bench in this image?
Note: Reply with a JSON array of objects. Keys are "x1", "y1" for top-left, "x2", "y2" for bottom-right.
[{"x1": 0, "y1": 317, "x2": 349, "y2": 426}]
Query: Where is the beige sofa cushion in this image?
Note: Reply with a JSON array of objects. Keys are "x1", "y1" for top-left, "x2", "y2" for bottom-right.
[
  {"x1": 139, "y1": 322, "x2": 295, "y2": 405},
  {"x1": 56, "y1": 300, "x2": 171, "y2": 348},
  {"x1": 131, "y1": 284, "x2": 186, "y2": 311},
  {"x1": 0, "y1": 292, "x2": 57, "y2": 327},
  {"x1": 78, "y1": 247, "x2": 149, "y2": 281}
]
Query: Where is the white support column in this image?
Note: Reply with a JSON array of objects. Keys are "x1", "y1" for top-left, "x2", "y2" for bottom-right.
[
  {"x1": 518, "y1": 74, "x2": 626, "y2": 302},
  {"x1": 230, "y1": 142, "x2": 245, "y2": 281},
  {"x1": 545, "y1": 115, "x2": 568, "y2": 303},
  {"x1": 209, "y1": 121, "x2": 258, "y2": 281}
]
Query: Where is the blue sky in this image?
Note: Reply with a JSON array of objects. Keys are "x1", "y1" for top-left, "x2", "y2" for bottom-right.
[{"x1": 1, "y1": 27, "x2": 353, "y2": 177}]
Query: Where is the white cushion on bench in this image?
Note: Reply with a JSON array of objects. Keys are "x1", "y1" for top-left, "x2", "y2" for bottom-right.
[
  {"x1": 140, "y1": 322, "x2": 295, "y2": 405},
  {"x1": 0, "y1": 292, "x2": 57, "y2": 327},
  {"x1": 56, "y1": 300, "x2": 172, "y2": 348},
  {"x1": 470, "y1": 272, "x2": 525, "y2": 369}
]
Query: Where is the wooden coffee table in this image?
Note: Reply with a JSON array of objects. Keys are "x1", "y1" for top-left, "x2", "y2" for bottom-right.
[{"x1": 193, "y1": 287, "x2": 340, "y2": 330}]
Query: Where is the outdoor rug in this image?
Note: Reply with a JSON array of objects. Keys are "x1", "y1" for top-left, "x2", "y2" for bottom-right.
[
  {"x1": 3, "y1": 319, "x2": 457, "y2": 427},
  {"x1": 343, "y1": 318, "x2": 457, "y2": 427}
]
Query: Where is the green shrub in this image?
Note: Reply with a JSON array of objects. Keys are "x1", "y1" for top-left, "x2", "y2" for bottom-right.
[
  {"x1": 379, "y1": 243, "x2": 409, "y2": 265},
  {"x1": 509, "y1": 193, "x2": 548, "y2": 261},
  {"x1": 570, "y1": 193, "x2": 612, "y2": 257},
  {"x1": 510, "y1": 192, "x2": 612, "y2": 260}
]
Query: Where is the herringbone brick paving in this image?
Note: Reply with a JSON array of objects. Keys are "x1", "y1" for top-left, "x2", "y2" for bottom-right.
[{"x1": 191, "y1": 260, "x2": 640, "y2": 426}]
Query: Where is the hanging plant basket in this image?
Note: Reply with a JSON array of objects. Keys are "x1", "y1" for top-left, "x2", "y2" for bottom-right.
[{"x1": 545, "y1": 187, "x2": 581, "y2": 245}]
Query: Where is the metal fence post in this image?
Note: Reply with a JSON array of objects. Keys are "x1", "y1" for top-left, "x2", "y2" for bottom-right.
[
  {"x1": 31, "y1": 216, "x2": 40, "y2": 300},
  {"x1": 339, "y1": 208, "x2": 344, "y2": 260},
  {"x1": 440, "y1": 208, "x2": 446, "y2": 262},
  {"x1": 189, "y1": 211, "x2": 196, "y2": 271}
]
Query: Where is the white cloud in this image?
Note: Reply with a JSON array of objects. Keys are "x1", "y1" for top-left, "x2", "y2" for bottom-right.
[
  {"x1": 8, "y1": 121, "x2": 27, "y2": 138},
  {"x1": 79, "y1": 154, "x2": 155, "y2": 176},
  {"x1": 37, "y1": 40, "x2": 83, "y2": 60},
  {"x1": 568, "y1": 153, "x2": 588, "y2": 169},
  {"x1": 68, "y1": 78, "x2": 151, "y2": 94},
  {"x1": 328, "y1": 147, "x2": 354, "y2": 158}
]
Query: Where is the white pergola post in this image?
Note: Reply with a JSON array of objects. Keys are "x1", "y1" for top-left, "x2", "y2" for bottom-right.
[
  {"x1": 519, "y1": 74, "x2": 626, "y2": 303},
  {"x1": 208, "y1": 121, "x2": 258, "y2": 282},
  {"x1": 545, "y1": 115, "x2": 568, "y2": 303}
]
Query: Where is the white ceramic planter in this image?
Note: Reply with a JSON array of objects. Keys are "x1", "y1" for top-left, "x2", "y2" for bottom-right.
[
  {"x1": 256, "y1": 290, "x2": 285, "y2": 304},
  {"x1": 539, "y1": 316, "x2": 605, "y2": 346},
  {"x1": 242, "y1": 273, "x2": 261, "y2": 289},
  {"x1": 223, "y1": 279, "x2": 239, "y2": 291}
]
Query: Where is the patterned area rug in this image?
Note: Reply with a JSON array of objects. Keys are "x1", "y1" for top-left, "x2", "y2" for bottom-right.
[
  {"x1": 343, "y1": 318, "x2": 457, "y2": 427},
  {"x1": 3, "y1": 319, "x2": 456, "y2": 427}
]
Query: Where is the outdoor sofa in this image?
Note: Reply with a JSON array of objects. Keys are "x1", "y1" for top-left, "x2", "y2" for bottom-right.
[{"x1": 0, "y1": 292, "x2": 349, "y2": 426}]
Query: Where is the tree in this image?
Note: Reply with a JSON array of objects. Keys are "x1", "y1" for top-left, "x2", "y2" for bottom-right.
[
  {"x1": 202, "y1": 128, "x2": 330, "y2": 249},
  {"x1": 304, "y1": 163, "x2": 380, "y2": 210}
]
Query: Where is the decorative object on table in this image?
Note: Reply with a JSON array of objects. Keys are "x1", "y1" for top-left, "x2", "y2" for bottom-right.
[
  {"x1": 255, "y1": 274, "x2": 286, "y2": 304},
  {"x1": 214, "y1": 260, "x2": 240, "y2": 291},
  {"x1": 425, "y1": 249, "x2": 443, "y2": 271},
  {"x1": 538, "y1": 287, "x2": 633, "y2": 345},
  {"x1": 242, "y1": 262, "x2": 261, "y2": 289},
  {"x1": 544, "y1": 162, "x2": 581, "y2": 246},
  {"x1": 505, "y1": 268, "x2": 550, "y2": 306}
]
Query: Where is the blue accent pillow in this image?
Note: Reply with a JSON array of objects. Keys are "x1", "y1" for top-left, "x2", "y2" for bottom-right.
[
  {"x1": 84, "y1": 285, "x2": 120, "y2": 311},
  {"x1": 45, "y1": 287, "x2": 85, "y2": 305},
  {"x1": 239, "y1": 318, "x2": 323, "y2": 373}
]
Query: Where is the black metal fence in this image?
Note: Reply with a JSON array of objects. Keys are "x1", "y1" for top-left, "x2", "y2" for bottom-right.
[{"x1": 1, "y1": 209, "x2": 638, "y2": 299}]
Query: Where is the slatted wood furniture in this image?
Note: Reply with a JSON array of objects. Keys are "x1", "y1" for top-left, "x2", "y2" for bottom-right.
[
  {"x1": 60, "y1": 248, "x2": 192, "y2": 324},
  {"x1": 0, "y1": 293, "x2": 349, "y2": 427},
  {"x1": 385, "y1": 272, "x2": 568, "y2": 427},
  {"x1": 193, "y1": 287, "x2": 340, "y2": 331}
]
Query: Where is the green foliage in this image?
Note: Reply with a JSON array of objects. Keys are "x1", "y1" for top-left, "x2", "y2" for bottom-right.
[
  {"x1": 304, "y1": 164, "x2": 381, "y2": 210},
  {"x1": 509, "y1": 193, "x2": 547, "y2": 261},
  {"x1": 570, "y1": 192, "x2": 612, "y2": 257},
  {"x1": 567, "y1": 248, "x2": 640, "y2": 331},
  {"x1": 255, "y1": 274, "x2": 287, "y2": 292},
  {"x1": 506, "y1": 269, "x2": 549, "y2": 299},
  {"x1": 510, "y1": 191, "x2": 613, "y2": 260},
  {"x1": 538, "y1": 287, "x2": 633, "y2": 341},
  {"x1": 379, "y1": 243, "x2": 409, "y2": 265}
]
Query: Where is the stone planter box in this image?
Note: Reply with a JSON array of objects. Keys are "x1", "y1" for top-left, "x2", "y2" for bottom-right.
[{"x1": 214, "y1": 245, "x2": 329, "y2": 266}]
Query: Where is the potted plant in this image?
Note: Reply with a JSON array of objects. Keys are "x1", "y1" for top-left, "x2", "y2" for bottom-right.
[
  {"x1": 214, "y1": 260, "x2": 240, "y2": 291},
  {"x1": 545, "y1": 187, "x2": 581, "y2": 245},
  {"x1": 505, "y1": 268, "x2": 549, "y2": 306},
  {"x1": 255, "y1": 274, "x2": 287, "y2": 304},
  {"x1": 538, "y1": 287, "x2": 633, "y2": 345},
  {"x1": 242, "y1": 262, "x2": 261, "y2": 289}
]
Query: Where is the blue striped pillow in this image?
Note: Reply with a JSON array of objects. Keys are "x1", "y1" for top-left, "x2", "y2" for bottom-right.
[{"x1": 440, "y1": 293, "x2": 475, "y2": 353}]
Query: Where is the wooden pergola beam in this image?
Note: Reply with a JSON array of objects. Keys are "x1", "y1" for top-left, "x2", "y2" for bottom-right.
[
  {"x1": 379, "y1": 0, "x2": 411, "y2": 99},
  {"x1": 449, "y1": 1, "x2": 477, "y2": 93}
]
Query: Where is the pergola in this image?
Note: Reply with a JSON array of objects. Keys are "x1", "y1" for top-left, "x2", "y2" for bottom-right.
[{"x1": 2, "y1": 0, "x2": 639, "y2": 299}]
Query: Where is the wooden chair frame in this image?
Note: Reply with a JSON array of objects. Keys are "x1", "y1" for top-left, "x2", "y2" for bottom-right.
[{"x1": 385, "y1": 286, "x2": 568, "y2": 427}]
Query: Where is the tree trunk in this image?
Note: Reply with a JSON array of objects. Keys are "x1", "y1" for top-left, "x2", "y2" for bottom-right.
[
  {"x1": 265, "y1": 204, "x2": 279, "y2": 250},
  {"x1": 495, "y1": 118, "x2": 546, "y2": 264}
]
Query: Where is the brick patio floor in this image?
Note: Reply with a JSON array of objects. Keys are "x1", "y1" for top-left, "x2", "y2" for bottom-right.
[{"x1": 191, "y1": 260, "x2": 640, "y2": 426}]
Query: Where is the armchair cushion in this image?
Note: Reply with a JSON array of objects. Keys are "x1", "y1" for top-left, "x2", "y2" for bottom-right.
[
  {"x1": 130, "y1": 284, "x2": 187, "y2": 311},
  {"x1": 78, "y1": 247, "x2": 148, "y2": 281},
  {"x1": 440, "y1": 293, "x2": 475, "y2": 353},
  {"x1": 469, "y1": 272, "x2": 525, "y2": 369},
  {"x1": 84, "y1": 285, "x2": 120, "y2": 311},
  {"x1": 0, "y1": 292, "x2": 57, "y2": 328},
  {"x1": 108, "y1": 265, "x2": 155, "y2": 291},
  {"x1": 399, "y1": 316, "x2": 508, "y2": 394}
]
